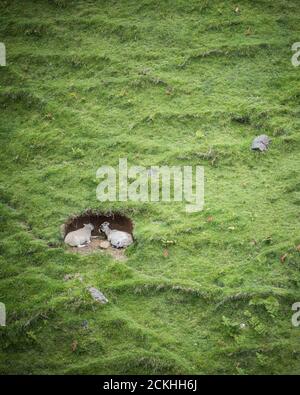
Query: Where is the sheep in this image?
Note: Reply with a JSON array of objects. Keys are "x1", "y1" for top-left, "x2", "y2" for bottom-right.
[
  {"x1": 100, "y1": 221, "x2": 133, "y2": 248},
  {"x1": 64, "y1": 223, "x2": 94, "y2": 247}
]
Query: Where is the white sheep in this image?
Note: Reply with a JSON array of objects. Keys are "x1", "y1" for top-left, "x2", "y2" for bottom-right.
[
  {"x1": 64, "y1": 223, "x2": 94, "y2": 247},
  {"x1": 100, "y1": 222, "x2": 133, "y2": 248}
]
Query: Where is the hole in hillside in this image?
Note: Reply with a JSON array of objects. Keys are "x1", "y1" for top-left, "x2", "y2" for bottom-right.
[
  {"x1": 61, "y1": 210, "x2": 134, "y2": 259},
  {"x1": 231, "y1": 115, "x2": 251, "y2": 124}
]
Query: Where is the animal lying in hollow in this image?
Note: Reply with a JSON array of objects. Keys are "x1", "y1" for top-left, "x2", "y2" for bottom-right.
[
  {"x1": 64, "y1": 223, "x2": 94, "y2": 247},
  {"x1": 100, "y1": 222, "x2": 133, "y2": 248}
]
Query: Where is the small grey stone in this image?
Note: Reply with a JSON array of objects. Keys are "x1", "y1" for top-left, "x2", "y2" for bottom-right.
[
  {"x1": 251, "y1": 135, "x2": 270, "y2": 151},
  {"x1": 88, "y1": 287, "x2": 108, "y2": 304},
  {"x1": 99, "y1": 240, "x2": 110, "y2": 249}
]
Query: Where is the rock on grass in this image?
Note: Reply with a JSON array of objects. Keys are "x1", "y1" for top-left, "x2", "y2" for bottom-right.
[{"x1": 88, "y1": 287, "x2": 108, "y2": 304}]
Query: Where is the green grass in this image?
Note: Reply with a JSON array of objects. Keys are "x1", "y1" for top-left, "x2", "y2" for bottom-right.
[{"x1": 0, "y1": 0, "x2": 300, "y2": 374}]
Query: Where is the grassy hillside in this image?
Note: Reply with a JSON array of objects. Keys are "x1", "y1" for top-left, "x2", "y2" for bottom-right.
[{"x1": 0, "y1": 0, "x2": 300, "y2": 374}]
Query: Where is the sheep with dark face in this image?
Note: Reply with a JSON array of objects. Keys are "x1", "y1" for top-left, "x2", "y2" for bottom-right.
[
  {"x1": 100, "y1": 222, "x2": 133, "y2": 248},
  {"x1": 64, "y1": 223, "x2": 94, "y2": 247}
]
